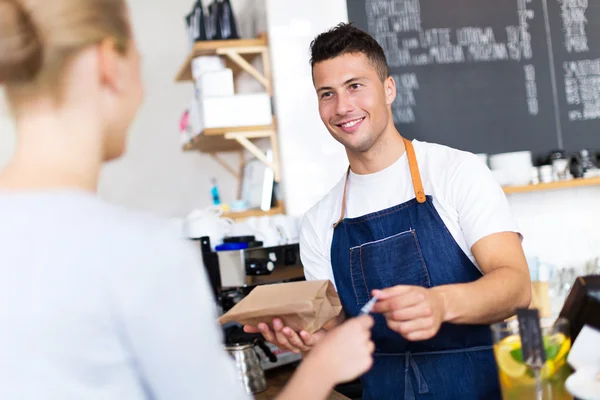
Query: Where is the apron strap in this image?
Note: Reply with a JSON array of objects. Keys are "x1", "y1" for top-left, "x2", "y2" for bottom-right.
[
  {"x1": 404, "y1": 351, "x2": 430, "y2": 400},
  {"x1": 403, "y1": 138, "x2": 426, "y2": 204},
  {"x1": 332, "y1": 138, "x2": 426, "y2": 229},
  {"x1": 332, "y1": 168, "x2": 351, "y2": 229}
]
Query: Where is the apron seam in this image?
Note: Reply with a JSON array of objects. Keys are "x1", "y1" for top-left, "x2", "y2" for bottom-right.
[
  {"x1": 411, "y1": 229, "x2": 432, "y2": 287},
  {"x1": 349, "y1": 229, "x2": 413, "y2": 250},
  {"x1": 374, "y1": 345, "x2": 494, "y2": 357},
  {"x1": 359, "y1": 246, "x2": 370, "y2": 301},
  {"x1": 348, "y1": 247, "x2": 361, "y2": 304}
]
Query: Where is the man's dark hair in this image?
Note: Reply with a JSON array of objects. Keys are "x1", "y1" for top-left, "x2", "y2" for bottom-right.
[{"x1": 309, "y1": 23, "x2": 389, "y2": 81}]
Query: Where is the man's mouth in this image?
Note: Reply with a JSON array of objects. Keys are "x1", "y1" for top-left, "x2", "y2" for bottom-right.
[{"x1": 335, "y1": 117, "x2": 365, "y2": 132}]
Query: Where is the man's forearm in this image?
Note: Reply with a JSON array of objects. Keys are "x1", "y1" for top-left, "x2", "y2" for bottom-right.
[{"x1": 433, "y1": 266, "x2": 531, "y2": 325}]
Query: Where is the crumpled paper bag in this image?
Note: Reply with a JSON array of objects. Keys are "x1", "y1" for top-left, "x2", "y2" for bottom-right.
[{"x1": 218, "y1": 280, "x2": 342, "y2": 334}]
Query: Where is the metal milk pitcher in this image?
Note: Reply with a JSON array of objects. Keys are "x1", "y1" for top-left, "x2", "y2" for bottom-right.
[{"x1": 225, "y1": 342, "x2": 267, "y2": 394}]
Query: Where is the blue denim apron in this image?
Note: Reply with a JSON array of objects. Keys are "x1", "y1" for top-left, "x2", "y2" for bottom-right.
[{"x1": 330, "y1": 139, "x2": 501, "y2": 400}]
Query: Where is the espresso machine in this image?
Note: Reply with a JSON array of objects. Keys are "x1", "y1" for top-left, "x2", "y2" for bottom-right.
[{"x1": 196, "y1": 236, "x2": 305, "y2": 371}]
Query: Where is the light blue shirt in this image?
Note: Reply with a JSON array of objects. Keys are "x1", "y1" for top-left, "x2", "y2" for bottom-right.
[{"x1": 0, "y1": 191, "x2": 249, "y2": 400}]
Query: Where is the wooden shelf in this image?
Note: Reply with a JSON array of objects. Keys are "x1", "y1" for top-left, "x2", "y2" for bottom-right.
[
  {"x1": 184, "y1": 134, "x2": 243, "y2": 153},
  {"x1": 183, "y1": 122, "x2": 280, "y2": 181},
  {"x1": 175, "y1": 35, "x2": 270, "y2": 90},
  {"x1": 176, "y1": 33, "x2": 281, "y2": 187},
  {"x1": 185, "y1": 123, "x2": 275, "y2": 144},
  {"x1": 223, "y1": 201, "x2": 285, "y2": 221},
  {"x1": 502, "y1": 177, "x2": 600, "y2": 194}
]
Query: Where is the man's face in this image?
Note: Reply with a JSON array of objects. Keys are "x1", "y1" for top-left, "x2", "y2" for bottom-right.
[{"x1": 313, "y1": 52, "x2": 396, "y2": 154}]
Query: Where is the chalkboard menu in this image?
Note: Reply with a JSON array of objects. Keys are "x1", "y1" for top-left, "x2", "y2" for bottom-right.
[{"x1": 346, "y1": 0, "x2": 600, "y2": 161}]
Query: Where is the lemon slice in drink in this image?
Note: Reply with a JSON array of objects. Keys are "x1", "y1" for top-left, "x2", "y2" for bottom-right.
[
  {"x1": 541, "y1": 360, "x2": 557, "y2": 379},
  {"x1": 552, "y1": 334, "x2": 570, "y2": 362},
  {"x1": 496, "y1": 337, "x2": 527, "y2": 378},
  {"x1": 547, "y1": 333, "x2": 571, "y2": 370}
]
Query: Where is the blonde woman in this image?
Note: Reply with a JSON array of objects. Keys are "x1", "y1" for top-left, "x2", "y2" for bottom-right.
[{"x1": 0, "y1": 1, "x2": 374, "y2": 399}]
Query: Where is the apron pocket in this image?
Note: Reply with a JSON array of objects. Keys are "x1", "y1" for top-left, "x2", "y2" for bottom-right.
[{"x1": 349, "y1": 229, "x2": 431, "y2": 305}]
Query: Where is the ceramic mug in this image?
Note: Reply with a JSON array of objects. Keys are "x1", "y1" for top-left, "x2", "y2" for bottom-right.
[{"x1": 185, "y1": 207, "x2": 234, "y2": 248}]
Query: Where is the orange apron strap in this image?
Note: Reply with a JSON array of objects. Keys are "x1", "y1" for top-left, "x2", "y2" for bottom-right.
[
  {"x1": 332, "y1": 167, "x2": 351, "y2": 228},
  {"x1": 333, "y1": 139, "x2": 425, "y2": 229},
  {"x1": 403, "y1": 138, "x2": 426, "y2": 203}
]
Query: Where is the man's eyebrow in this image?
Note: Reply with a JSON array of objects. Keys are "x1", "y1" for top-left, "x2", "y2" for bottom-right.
[
  {"x1": 316, "y1": 77, "x2": 366, "y2": 93},
  {"x1": 316, "y1": 85, "x2": 334, "y2": 93}
]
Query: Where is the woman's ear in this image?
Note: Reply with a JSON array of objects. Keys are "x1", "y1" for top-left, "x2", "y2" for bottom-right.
[{"x1": 98, "y1": 38, "x2": 123, "y2": 92}]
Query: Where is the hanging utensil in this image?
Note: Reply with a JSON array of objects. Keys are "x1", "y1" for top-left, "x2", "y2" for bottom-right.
[
  {"x1": 218, "y1": 0, "x2": 239, "y2": 39},
  {"x1": 185, "y1": 0, "x2": 207, "y2": 43}
]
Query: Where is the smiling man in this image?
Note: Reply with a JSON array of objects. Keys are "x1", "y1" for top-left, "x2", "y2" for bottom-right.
[{"x1": 245, "y1": 23, "x2": 531, "y2": 399}]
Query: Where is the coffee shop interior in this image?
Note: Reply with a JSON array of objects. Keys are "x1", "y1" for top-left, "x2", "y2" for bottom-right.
[{"x1": 2, "y1": 0, "x2": 600, "y2": 399}]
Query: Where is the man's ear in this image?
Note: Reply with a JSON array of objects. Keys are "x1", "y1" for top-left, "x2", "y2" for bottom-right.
[
  {"x1": 98, "y1": 38, "x2": 123, "y2": 93},
  {"x1": 385, "y1": 75, "x2": 397, "y2": 106}
]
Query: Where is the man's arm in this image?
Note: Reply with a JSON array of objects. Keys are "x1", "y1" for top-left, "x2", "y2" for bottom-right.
[
  {"x1": 432, "y1": 152, "x2": 532, "y2": 324},
  {"x1": 433, "y1": 231, "x2": 531, "y2": 324},
  {"x1": 373, "y1": 232, "x2": 531, "y2": 340},
  {"x1": 372, "y1": 153, "x2": 531, "y2": 340},
  {"x1": 244, "y1": 213, "x2": 342, "y2": 352},
  {"x1": 244, "y1": 307, "x2": 347, "y2": 354},
  {"x1": 434, "y1": 151, "x2": 531, "y2": 324}
]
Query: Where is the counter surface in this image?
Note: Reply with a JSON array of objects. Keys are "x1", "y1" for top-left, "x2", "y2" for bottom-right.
[{"x1": 254, "y1": 364, "x2": 350, "y2": 400}]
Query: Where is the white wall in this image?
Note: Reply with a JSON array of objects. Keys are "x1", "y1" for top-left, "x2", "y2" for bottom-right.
[
  {"x1": 0, "y1": 0, "x2": 267, "y2": 218},
  {"x1": 265, "y1": 0, "x2": 350, "y2": 217},
  {"x1": 508, "y1": 187, "x2": 600, "y2": 269}
]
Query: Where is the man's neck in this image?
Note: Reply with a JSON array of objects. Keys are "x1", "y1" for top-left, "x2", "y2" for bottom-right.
[{"x1": 347, "y1": 128, "x2": 407, "y2": 175}]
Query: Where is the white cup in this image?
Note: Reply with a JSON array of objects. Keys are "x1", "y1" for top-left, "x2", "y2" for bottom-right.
[{"x1": 185, "y1": 207, "x2": 234, "y2": 248}]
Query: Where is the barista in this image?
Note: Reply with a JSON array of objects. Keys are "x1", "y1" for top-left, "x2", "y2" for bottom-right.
[{"x1": 245, "y1": 23, "x2": 531, "y2": 400}]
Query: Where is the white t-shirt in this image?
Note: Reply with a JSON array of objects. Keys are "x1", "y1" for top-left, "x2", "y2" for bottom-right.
[
  {"x1": 300, "y1": 140, "x2": 521, "y2": 287},
  {"x1": 0, "y1": 190, "x2": 249, "y2": 400}
]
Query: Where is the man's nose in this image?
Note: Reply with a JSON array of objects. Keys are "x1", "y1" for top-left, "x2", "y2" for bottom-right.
[{"x1": 335, "y1": 92, "x2": 355, "y2": 116}]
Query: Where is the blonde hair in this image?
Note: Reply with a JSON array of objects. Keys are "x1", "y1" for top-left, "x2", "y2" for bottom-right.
[{"x1": 0, "y1": 0, "x2": 130, "y2": 105}]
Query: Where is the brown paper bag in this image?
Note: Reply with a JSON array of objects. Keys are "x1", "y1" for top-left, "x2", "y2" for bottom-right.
[{"x1": 218, "y1": 280, "x2": 342, "y2": 334}]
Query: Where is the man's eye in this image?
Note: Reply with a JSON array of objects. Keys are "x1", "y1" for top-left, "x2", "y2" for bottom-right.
[
  {"x1": 321, "y1": 92, "x2": 333, "y2": 99},
  {"x1": 350, "y1": 83, "x2": 362, "y2": 89}
]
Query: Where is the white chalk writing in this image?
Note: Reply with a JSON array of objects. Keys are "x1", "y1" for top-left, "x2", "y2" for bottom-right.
[
  {"x1": 468, "y1": 44, "x2": 509, "y2": 62},
  {"x1": 367, "y1": 0, "x2": 422, "y2": 35},
  {"x1": 361, "y1": 0, "x2": 600, "y2": 128},
  {"x1": 564, "y1": 59, "x2": 600, "y2": 121},
  {"x1": 559, "y1": 0, "x2": 588, "y2": 53},
  {"x1": 456, "y1": 27, "x2": 496, "y2": 45},
  {"x1": 524, "y1": 65, "x2": 539, "y2": 115},
  {"x1": 430, "y1": 46, "x2": 465, "y2": 63},
  {"x1": 365, "y1": 0, "x2": 533, "y2": 67},
  {"x1": 392, "y1": 73, "x2": 419, "y2": 124}
]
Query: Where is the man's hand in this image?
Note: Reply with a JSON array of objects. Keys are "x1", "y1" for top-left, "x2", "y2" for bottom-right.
[
  {"x1": 244, "y1": 319, "x2": 327, "y2": 353},
  {"x1": 372, "y1": 286, "x2": 446, "y2": 341}
]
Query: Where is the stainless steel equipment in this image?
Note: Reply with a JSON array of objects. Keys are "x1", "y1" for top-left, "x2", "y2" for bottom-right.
[
  {"x1": 216, "y1": 243, "x2": 304, "y2": 288},
  {"x1": 197, "y1": 237, "x2": 305, "y2": 295},
  {"x1": 225, "y1": 342, "x2": 267, "y2": 395},
  {"x1": 196, "y1": 237, "x2": 305, "y2": 371}
]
